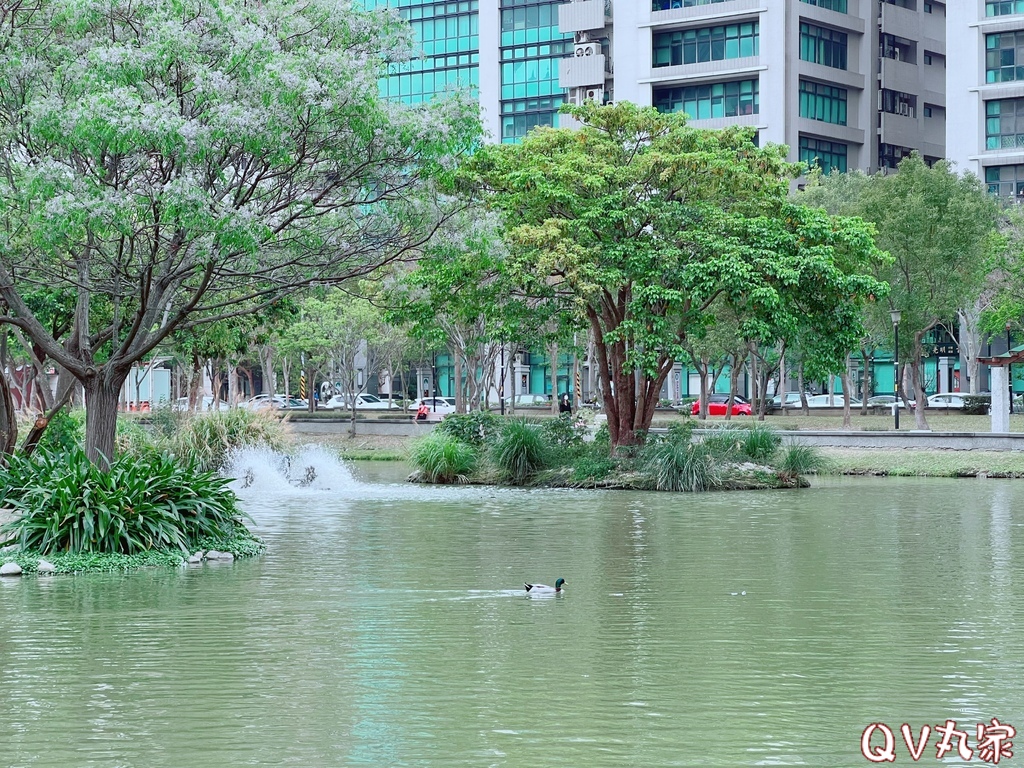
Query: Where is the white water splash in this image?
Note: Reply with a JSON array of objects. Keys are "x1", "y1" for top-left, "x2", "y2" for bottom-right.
[{"x1": 223, "y1": 445, "x2": 361, "y2": 496}]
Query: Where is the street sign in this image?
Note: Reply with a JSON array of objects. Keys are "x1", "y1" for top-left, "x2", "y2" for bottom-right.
[{"x1": 932, "y1": 343, "x2": 958, "y2": 357}]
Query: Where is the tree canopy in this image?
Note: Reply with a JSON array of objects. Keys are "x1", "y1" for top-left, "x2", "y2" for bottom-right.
[
  {"x1": 0, "y1": 0, "x2": 479, "y2": 463},
  {"x1": 463, "y1": 102, "x2": 886, "y2": 449}
]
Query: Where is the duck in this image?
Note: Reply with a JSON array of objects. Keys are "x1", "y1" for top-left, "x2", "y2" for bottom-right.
[{"x1": 525, "y1": 578, "x2": 566, "y2": 594}]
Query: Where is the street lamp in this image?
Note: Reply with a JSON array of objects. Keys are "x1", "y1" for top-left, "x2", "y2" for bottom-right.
[
  {"x1": 1008, "y1": 321, "x2": 1014, "y2": 415},
  {"x1": 500, "y1": 341, "x2": 505, "y2": 417},
  {"x1": 891, "y1": 310, "x2": 901, "y2": 430}
]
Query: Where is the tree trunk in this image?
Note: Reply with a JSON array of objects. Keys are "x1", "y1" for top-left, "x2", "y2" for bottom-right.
[
  {"x1": 83, "y1": 376, "x2": 125, "y2": 467},
  {"x1": 911, "y1": 338, "x2": 930, "y2": 430},
  {"x1": 0, "y1": 371, "x2": 17, "y2": 459},
  {"x1": 798, "y1": 365, "x2": 809, "y2": 415},
  {"x1": 841, "y1": 360, "x2": 853, "y2": 429},
  {"x1": 454, "y1": 353, "x2": 463, "y2": 414},
  {"x1": 725, "y1": 354, "x2": 738, "y2": 422},
  {"x1": 697, "y1": 360, "x2": 709, "y2": 421},
  {"x1": 859, "y1": 348, "x2": 871, "y2": 415},
  {"x1": 550, "y1": 342, "x2": 559, "y2": 416}
]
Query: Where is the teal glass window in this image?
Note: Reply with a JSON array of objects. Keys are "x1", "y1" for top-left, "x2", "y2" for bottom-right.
[
  {"x1": 986, "y1": 165, "x2": 1024, "y2": 197},
  {"x1": 652, "y1": 22, "x2": 759, "y2": 68},
  {"x1": 501, "y1": 96, "x2": 566, "y2": 143},
  {"x1": 499, "y1": 1, "x2": 571, "y2": 103},
  {"x1": 799, "y1": 80, "x2": 847, "y2": 125},
  {"x1": 988, "y1": 1, "x2": 1024, "y2": 15},
  {"x1": 653, "y1": 79, "x2": 759, "y2": 119},
  {"x1": 372, "y1": 0, "x2": 480, "y2": 104},
  {"x1": 800, "y1": 0, "x2": 848, "y2": 10},
  {"x1": 799, "y1": 22, "x2": 847, "y2": 70},
  {"x1": 799, "y1": 136, "x2": 848, "y2": 173},
  {"x1": 986, "y1": 98, "x2": 1024, "y2": 150},
  {"x1": 986, "y1": 32, "x2": 1024, "y2": 83}
]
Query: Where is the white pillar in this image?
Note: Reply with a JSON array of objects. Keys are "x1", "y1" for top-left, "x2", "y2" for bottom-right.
[{"x1": 992, "y1": 367, "x2": 1010, "y2": 433}]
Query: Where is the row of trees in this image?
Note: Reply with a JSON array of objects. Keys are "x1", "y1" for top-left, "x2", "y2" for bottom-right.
[{"x1": 1, "y1": 0, "x2": 1019, "y2": 464}]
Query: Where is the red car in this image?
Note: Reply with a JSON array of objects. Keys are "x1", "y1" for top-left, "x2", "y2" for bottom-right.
[{"x1": 691, "y1": 394, "x2": 753, "y2": 416}]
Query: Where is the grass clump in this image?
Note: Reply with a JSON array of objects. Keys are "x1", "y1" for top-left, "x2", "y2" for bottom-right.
[
  {"x1": 778, "y1": 443, "x2": 826, "y2": 477},
  {"x1": 739, "y1": 424, "x2": 782, "y2": 462},
  {"x1": 0, "y1": 448, "x2": 249, "y2": 555},
  {"x1": 641, "y1": 438, "x2": 722, "y2": 492},
  {"x1": 490, "y1": 418, "x2": 550, "y2": 484},
  {"x1": 168, "y1": 409, "x2": 285, "y2": 471},
  {"x1": 410, "y1": 431, "x2": 477, "y2": 484}
]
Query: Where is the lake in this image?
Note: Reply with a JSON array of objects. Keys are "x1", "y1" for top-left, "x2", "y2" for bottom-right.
[{"x1": 1, "y1": 450, "x2": 1022, "y2": 766}]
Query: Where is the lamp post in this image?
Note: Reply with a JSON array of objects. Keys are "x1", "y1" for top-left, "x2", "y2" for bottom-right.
[
  {"x1": 431, "y1": 351, "x2": 437, "y2": 413},
  {"x1": 500, "y1": 341, "x2": 505, "y2": 417},
  {"x1": 891, "y1": 310, "x2": 901, "y2": 430},
  {"x1": 1008, "y1": 321, "x2": 1014, "y2": 415}
]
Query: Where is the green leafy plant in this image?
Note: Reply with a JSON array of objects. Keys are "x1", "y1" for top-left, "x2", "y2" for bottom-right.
[
  {"x1": 37, "y1": 408, "x2": 85, "y2": 454},
  {"x1": 739, "y1": 424, "x2": 781, "y2": 462},
  {"x1": 116, "y1": 418, "x2": 157, "y2": 457},
  {"x1": 0, "y1": 449, "x2": 249, "y2": 554},
  {"x1": 698, "y1": 426, "x2": 745, "y2": 459},
  {"x1": 436, "y1": 411, "x2": 504, "y2": 447},
  {"x1": 490, "y1": 418, "x2": 550, "y2": 485},
  {"x1": 540, "y1": 414, "x2": 587, "y2": 451},
  {"x1": 962, "y1": 395, "x2": 992, "y2": 416},
  {"x1": 169, "y1": 409, "x2": 286, "y2": 472},
  {"x1": 572, "y1": 455, "x2": 618, "y2": 484},
  {"x1": 410, "y1": 432, "x2": 477, "y2": 484}
]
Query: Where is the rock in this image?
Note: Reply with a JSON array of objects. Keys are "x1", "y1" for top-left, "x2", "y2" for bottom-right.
[
  {"x1": 36, "y1": 560, "x2": 55, "y2": 574},
  {"x1": 0, "y1": 561, "x2": 22, "y2": 576},
  {"x1": 188, "y1": 552, "x2": 203, "y2": 564},
  {"x1": 205, "y1": 550, "x2": 223, "y2": 560},
  {"x1": 219, "y1": 551, "x2": 234, "y2": 562}
]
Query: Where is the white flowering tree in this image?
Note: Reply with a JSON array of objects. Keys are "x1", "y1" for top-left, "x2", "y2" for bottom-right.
[{"x1": 0, "y1": 0, "x2": 479, "y2": 465}]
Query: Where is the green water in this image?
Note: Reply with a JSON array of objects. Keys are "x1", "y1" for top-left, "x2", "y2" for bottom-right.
[{"x1": 2, "y1": 461, "x2": 1024, "y2": 766}]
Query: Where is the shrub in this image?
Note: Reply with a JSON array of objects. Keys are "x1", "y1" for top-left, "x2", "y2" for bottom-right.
[
  {"x1": 641, "y1": 440, "x2": 721, "y2": 492},
  {"x1": 169, "y1": 409, "x2": 286, "y2": 471},
  {"x1": 963, "y1": 395, "x2": 992, "y2": 416},
  {"x1": 37, "y1": 408, "x2": 85, "y2": 454},
  {"x1": 778, "y1": 443, "x2": 826, "y2": 477},
  {"x1": 0, "y1": 448, "x2": 248, "y2": 554},
  {"x1": 410, "y1": 431, "x2": 477, "y2": 484},
  {"x1": 436, "y1": 411, "x2": 504, "y2": 447},
  {"x1": 698, "y1": 426, "x2": 744, "y2": 459},
  {"x1": 540, "y1": 413, "x2": 587, "y2": 449},
  {"x1": 491, "y1": 418, "x2": 550, "y2": 485},
  {"x1": 572, "y1": 454, "x2": 618, "y2": 483},
  {"x1": 116, "y1": 418, "x2": 158, "y2": 457},
  {"x1": 739, "y1": 424, "x2": 781, "y2": 462}
]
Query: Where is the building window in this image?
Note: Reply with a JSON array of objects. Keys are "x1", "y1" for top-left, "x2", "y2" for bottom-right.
[
  {"x1": 652, "y1": 22, "x2": 759, "y2": 68},
  {"x1": 799, "y1": 80, "x2": 847, "y2": 124},
  {"x1": 880, "y1": 89, "x2": 917, "y2": 118},
  {"x1": 375, "y1": 0, "x2": 480, "y2": 104},
  {"x1": 879, "y1": 143, "x2": 914, "y2": 169},
  {"x1": 923, "y1": 105, "x2": 933, "y2": 117},
  {"x1": 987, "y1": 98, "x2": 1024, "y2": 150},
  {"x1": 799, "y1": 136, "x2": 848, "y2": 173},
  {"x1": 986, "y1": 165, "x2": 1024, "y2": 197},
  {"x1": 799, "y1": 23, "x2": 847, "y2": 70},
  {"x1": 987, "y1": 31, "x2": 1024, "y2": 83},
  {"x1": 652, "y1": 0, "x2": 730, "y2": 8},
  {"x1": 800, "y1": 0, "x2": 848, "y2": 11},
  {"x1": 882, "y1": 0, "x2": 915, "y2": 9},
  {"x1": 654, "y1": 79, "x2": 759, "y2": 119},
  {"x1": 501, "y1": 96, "x2": 566, "y2": 143},
  {"x1": 880, "y1": 33, "x2": 916, "y2": 64},
  {"x1": 499, "y1": 2, "x2": 571, "y2": 101},
  {"x1": 987, "y1": 1, "x2": 1024, "y2": 16}
]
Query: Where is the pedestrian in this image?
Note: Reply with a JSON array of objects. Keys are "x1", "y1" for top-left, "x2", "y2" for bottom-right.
[{"x1": 559, "y1": 392, "x2": 571, "y2": 414}]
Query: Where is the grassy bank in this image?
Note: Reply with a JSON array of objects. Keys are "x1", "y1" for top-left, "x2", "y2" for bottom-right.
[{"x1": 819, "y1": 448, "x2": 1024, "y2": 478}]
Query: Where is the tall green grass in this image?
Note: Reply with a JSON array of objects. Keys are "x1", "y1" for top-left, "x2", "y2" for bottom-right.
[
  {"x1": 641, "y1": 440, "x2": 722, "y2": 492},
  {"x1": 490, "y1": 419, "x2": 550, "y2": 485},
  {"x1": 410, "y1": 432, "x2": 477, "y2": 484},
  {"x1": 779, "y1": 443, "x2": 826, "y2": 476},
  {"x1": 739, "y1": 424, "x2": 781, "y2": 462},
  {"x1": 168, "y1": 409, "x2": 286, "y2": 471}
]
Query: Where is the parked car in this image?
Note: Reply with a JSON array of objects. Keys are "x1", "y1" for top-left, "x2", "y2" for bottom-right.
[
  {"x1": 172, "y1": 396, "x2": 231, "y2": 412},
  {"x1": 242, "y1": 394, "x2": 309, "y2": 411},
  {"x1": 926, "y1": 393, "x2": 966, "y2": 409},
  {"x1": 690, "y1": 394, "x2": 752, "y2": 416},
  {"x1": 415, "y1": 397, "x2": 457, "y2": 421},
  {"x1": 322, "y1": 393, "x2": 403, "y2": 411},
  {"x1": 503, "y1": 393, "x2": 551, "y2": 407},
  {"x1": 803, "y1": 394, "x2": 862, "y2": 408},
  {"x1": 769, "y1": 392, "x2": 805, "y2": 409},
  {"x1": 867, "y1": 395, "x2": 916, "y2": 409}
]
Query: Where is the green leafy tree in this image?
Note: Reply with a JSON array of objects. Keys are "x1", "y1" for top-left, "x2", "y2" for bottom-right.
[
  {"x1": 0, "y1": 0, "x2": 479, "y2": 464},
  {"x1": 464, "y1": 103, "x2": 885, "y2": 450},
  {"x1": 799, "y1": 156, "x2": 998, "y2": 428}
]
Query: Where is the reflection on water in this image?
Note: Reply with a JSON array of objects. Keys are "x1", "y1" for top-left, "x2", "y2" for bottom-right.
[{"x1": 3, "y1": 459, "x2": 1024, "y2": 767}]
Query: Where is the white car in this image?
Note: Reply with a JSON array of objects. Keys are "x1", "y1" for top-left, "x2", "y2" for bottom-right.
[
  {"x1": 415, "y1": 397, "x2": 457, "y2": 419},
  {"x1": 172, "y1": 396, "x2": 231, "y2": 412},
  {"x1": 803, "y1": 394, "x2": 862, "y2": 408},
  {"x1": 926, "y1": 393, "x2": 966, "y2": 409},
  {"x1": 504, "y1": 394, "x2": 551, "y2": 407},
  {"x1": 322, "y1": 393, "x2": 403, "y2": 411},
  {"x1": 242, "y1": 394, "x2": 309, "y2": 411}
]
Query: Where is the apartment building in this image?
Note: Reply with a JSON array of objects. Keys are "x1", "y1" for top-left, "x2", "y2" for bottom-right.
[
  {"x1": 947, "y1": 1, "x2": 1024, "y2": 196},
  {"x1": 374, "y1": 0, "x2": 946, "y2": 171}
]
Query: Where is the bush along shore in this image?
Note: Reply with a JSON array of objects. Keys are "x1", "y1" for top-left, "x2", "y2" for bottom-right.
[
  {"x1": 0, "y1": 409, "x2": 278, "y2": 576},
  {"x1": 408, "y1": 413, "x2": 824, "y2": 492}
]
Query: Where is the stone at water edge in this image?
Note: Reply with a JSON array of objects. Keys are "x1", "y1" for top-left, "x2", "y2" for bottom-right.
[
  {"x1": 219, "y1": 552, "x2": 234, "y2": 562},
  {"x1": 0, "y1": 561, "x2": 22, "y2": 576},
  {"x1": 36, "y1": 560, "x2": 55, "y2": 574},
  {"x1": 205, "y1": 550, "x2": 222, "y2": 560},
  {"x1": 188, "y1": 552, "x2": 203, "y2": 564}
]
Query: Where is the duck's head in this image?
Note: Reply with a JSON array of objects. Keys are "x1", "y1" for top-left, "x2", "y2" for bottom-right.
[{"x1": 555, "y1": 578, "x2": 566, "y2": 589}]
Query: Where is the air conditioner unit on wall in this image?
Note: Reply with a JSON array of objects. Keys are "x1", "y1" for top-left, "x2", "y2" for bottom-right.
[
  {"x1": 577, "y1": 86, "x2": 604, "y2": 105},
  {"x1": 575, "y1": 42, "x2": 600, "y2": 57}
]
